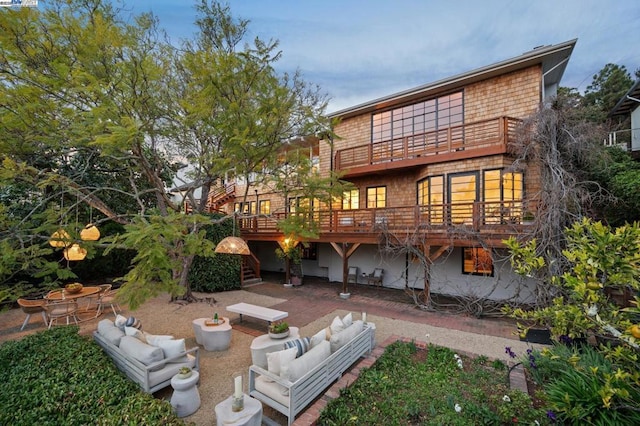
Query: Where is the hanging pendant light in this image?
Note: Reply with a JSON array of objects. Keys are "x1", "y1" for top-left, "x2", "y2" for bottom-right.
[
  {"x1": 64, "y1": 243, "x2": 87, "y2": 261},
  {"x1": 49, "y1": 229, "x2": 71, "y2": 248},
  {"x1": 80, "y1": 223, "x2": 100, "y2": 241},
  {"x1": 214, "y1": 236, "x2": 250, "y2": 255}
]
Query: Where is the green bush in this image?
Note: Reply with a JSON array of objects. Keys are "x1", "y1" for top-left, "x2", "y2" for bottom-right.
[
  {"x1": 0, "y1": 326, "x2": 185, "y2": 425},
  {"x1": 188, "y1": 213, "x2": 241, "y2": 292}
]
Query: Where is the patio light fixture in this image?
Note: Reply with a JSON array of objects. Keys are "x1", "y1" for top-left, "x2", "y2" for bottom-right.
[{"x1": 214, "y1": 236, "x2": 250, "y2": 255}]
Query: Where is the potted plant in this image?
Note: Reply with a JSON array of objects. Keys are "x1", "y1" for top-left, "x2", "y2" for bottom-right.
[
  {"x1": 176, "y1": 366, "x2": 193, "y2": 379},
  {"x1": 268, "y1": 320, "x2": 290, "y2": 339}
]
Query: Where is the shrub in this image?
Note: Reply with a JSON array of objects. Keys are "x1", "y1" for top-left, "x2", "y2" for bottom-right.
[{"x1": 0, "y1": 326, "x2": 184, "y2": 425}]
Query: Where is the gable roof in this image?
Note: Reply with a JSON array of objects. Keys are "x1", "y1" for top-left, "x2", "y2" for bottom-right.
[
  {"x1": 329, "y1": 39, "x2": 577, "y2": 119},
  {"x1": 609, "y1": 79, "x2": 640, "y2": 117}
]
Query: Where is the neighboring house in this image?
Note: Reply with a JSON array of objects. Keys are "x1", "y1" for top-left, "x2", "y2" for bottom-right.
[
  {"x1": 608, "y1": 79, "x2": 640, "y2": 158},
  {"x1": 212, "y1": 39, "x2": 577, "y2": 303}
]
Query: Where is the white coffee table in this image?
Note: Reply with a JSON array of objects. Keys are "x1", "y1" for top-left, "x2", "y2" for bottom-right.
[
  {"x1": 193, "y1": 317, "x2": 232, "y2": 351},
  {"x1": 249, "y1": 327, "x2": 300, "y2": 368},
  {"x1": 215, "y1": 393, "x2": 262, "y2": 426}
]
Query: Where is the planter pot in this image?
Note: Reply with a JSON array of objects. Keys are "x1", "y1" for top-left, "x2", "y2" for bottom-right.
[
  {"x1": 339, "y1": 292, "x2": 351, "y2": 300},
  {"x1": 519, "y1": 328, "x2": 552, "y2": 345},
  {"x1": 268, "y1": 330, "x2": 290, "y2": 339},
  {"x1": 291, "y1": 276, "x2": 302, "y2": 286}
]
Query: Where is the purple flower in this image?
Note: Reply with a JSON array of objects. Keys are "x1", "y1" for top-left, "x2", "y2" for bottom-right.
[
  {"x1": 546, "y1": 410, "x2": 557, "y2": 422},
  {"x1": 559, "y1": 335, "x2": 572, "y2": 344},
  {"x1": 505, "y1": 347, "x2": 517, "y2": 358}
]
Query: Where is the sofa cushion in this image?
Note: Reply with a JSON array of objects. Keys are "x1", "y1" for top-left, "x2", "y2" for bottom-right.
[
  {"x1": 330, "y1": 320, "x2": 364, "y2": 353},
  {"x1": 283, "y1": 337, "x2": 310, "y2": 358},
  {"x1": 266, "y1": 346, "x2": 298, "y2": 382},
  {"x1": 114, "y1": 314, "x2": 127, "y2": 330},
  {"x1": 119, "y1": 335, "x2": 164, "y2": 366},
  {"x1": 97, "y1": 319, "x2": 125, "y2": 346},
  {"x1": 254, "y1": 375, "x2": 290, "y2": 408},
  {"x1": 282, "y1": 340, "x2": 330, "y2": 382},
  {"x1": 125, "y1": 326, "x2": 145, "y2": 341},
  {"x1": 147, "y1": 354, "x2": 197, "y2": 390},
  {"x1": 157, "y1": 338, "x2": 188, "y2": 363},
  {"x1": 144, "y1": 332, "x2": 175, "y2": 346},
  {"x1": 309, "y1": 329, "x2": 326, "y2": 349},
  {"x1": 329, "y1": 315, "x2": 345, "y2": 334},
  {"x1": 342, "y1": 312, "x2": 353, "y2": 327}
]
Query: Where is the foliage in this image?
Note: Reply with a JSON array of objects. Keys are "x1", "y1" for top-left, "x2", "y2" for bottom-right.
[
  {"x1": 188, "y1": 213, "x2": 241, "y2": 292},
  {"x1": 0, "y1": 326, "x2": 184, "y2": 425},
  {"x1": 318, "y1": 341, "x2": 547, "y2": 425},
  {"x1": 582, "y1": 63, "x2": 635, "y2": 123},
  {"x1": 268, "y1": 320, "x2": 289, "y2": 334},
  {"x1": 523, "y1": 345, "x2": 640, "y2": 424}
]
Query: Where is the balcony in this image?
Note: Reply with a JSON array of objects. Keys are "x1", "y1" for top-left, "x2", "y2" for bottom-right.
[
  {"x1": 335, "y1": 116, "x2": 522, "y2": 177},
  {"x1": 240, "y1": 200, "x2": 535, "y2": 247}
]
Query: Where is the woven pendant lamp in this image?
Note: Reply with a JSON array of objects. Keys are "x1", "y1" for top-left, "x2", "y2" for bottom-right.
[
  {"x1": 80, "y1": 223, "x2": 100, "y2": 241},
  {"x1": 49, "y1": 229, "x2": 71, "y2": 248},
  {"x1": 214, "y1": 236, "x2": 250, "y2": 255},
  {"x1": 63, "y1": 243, "x2": 87, "y2": 261}
]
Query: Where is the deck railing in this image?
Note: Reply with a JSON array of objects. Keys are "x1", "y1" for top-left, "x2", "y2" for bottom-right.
[
  {"x1": 239, "y1": 200, "x2": 534, "y2": 236},
  {"x1": 335, "y1": 116, "x2": 521, "y2": 170}
]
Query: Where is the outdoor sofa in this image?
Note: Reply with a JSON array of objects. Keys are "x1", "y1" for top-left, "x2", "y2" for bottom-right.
[
  {"x1": 249, "y1": 313, "x2": 375, "y2": 425},
  {"x1": 93, "y1": 318, "x2": 200, "y2": 393}
]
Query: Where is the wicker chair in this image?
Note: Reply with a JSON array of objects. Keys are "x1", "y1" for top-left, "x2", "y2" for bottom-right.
[
  {"x1": 97, "y1": 289, "x2": 122, "y2": 317},
  {"x1": 85, "y1": 284, "x2": 112, "y2": 315},
  {"x1": 45, "y1": 300, "x2": 79, "y2": 329},
  {"x1": 366, "y1": 268, "x2": 384, "y2": 287},
  {"x1": 17, "y1": 298, "x2": 48, "y2": 330}
]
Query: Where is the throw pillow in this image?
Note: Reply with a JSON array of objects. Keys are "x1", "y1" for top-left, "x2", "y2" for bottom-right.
[
  {"x1": 265, "y1": 347, "x2": 298, "y2": 382},
  {"x1": 97, "y1": 319, "x2": 125, "y2": 346},
  {"x1": 310, "y1": 329, "x2": 326, "y2": 348},
  {"x1": 114, "y1": 314, "x2": 127, "y2": 330},
  {"x1": 330, "y1": 320, "x2": 364, "y2": 353},
  {"x1": 157, "y1": 338, "x2": 188, "y2": 362},
  {"x1": 342, "y1": 312, "x2": 353, "y2": 328},
  {"x1": 119, "y1": 335, "x2": 164, "y2": 366},
  {"x1": 281, "y1": 340, "x2": 331, "y2": 393},
  {"x1": 329, "y1": 315, "x2": 345, "y2": 334},
  {"x1": 125, "y1": 316, "x2": 142, "y2": 330},
  {"x1": 283, "y1": 337, "x2": 311, "y2": 358},
  {"x1": 124, "y1": 326, "x2": 144, "y2": 341}
]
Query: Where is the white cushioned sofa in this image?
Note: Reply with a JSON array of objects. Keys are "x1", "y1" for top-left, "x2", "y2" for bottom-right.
[
  {"x1": 249, "y1": 314, "x2": 375, "y2": 425},
  {"x1": 93, "y1": 318, "x2": 200, "y2": 393}
]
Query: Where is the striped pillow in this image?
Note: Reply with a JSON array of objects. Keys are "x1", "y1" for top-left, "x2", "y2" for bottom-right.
[{"x1": 283, "y1": 337, "x2": 311, "y2": 358}]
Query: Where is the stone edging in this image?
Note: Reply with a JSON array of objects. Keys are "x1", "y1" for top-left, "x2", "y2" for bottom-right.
[{"x1": 293, "y1": 334, "x2": 528, "y2": 426}]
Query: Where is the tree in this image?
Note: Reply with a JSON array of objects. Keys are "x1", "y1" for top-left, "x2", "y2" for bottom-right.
[
  {"x1": 582, "y1": 63, "x2": 634, "y2": 124},
  {"x1": 0, "y1": 0, "x2": 333, "y2": 308}
]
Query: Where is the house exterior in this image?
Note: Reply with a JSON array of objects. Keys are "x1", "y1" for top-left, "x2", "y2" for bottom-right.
[
  {"x1": 216, "y1": 39, "x2": 577, "y2": 303},
  {"x1": 609, "y1": 78, "x2": 640, "y2": 157}
]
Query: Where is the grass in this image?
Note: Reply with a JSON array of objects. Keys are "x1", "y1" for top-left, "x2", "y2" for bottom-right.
[{"x1": 318, "y1": 340, "x2": 549, "y2": 425}]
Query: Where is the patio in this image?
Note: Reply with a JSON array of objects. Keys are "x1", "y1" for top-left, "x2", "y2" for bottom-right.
[{"x1": 0, "y1": 276, "x2": 536, "y2": 425}]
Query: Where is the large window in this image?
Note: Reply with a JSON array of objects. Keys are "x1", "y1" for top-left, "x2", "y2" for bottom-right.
[
  {"x1": 342, "y1": 189, "x2": 359, "y2": 210},
  {"x1": 372, "y1": 91, "x2": 463, "y2": 143},
  {"x1": 367, "y1": 186, "x2": 386, "y2": 208},
  {"x1": 258, "y1": 200, "x2": 271, "y2": 215},
  {"x1": 417, "y1": 176, "x2": 444, "y2": 223},
  {"x1": 462, "y1": 247, "x2": 493, "y2": 276},
  {"x1": 449, "y1": 173, "x2": 477, "y2": 224},
  {"x1": 483, "y1": 169, "x2": 524, "y2": 224},
  {"x1": 234, "y1": 201, "x2": 256, "y2": 214}
]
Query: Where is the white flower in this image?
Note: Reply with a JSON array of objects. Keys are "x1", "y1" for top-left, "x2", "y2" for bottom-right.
[
  {"x1": 502, "y1": 395, "x2": 511, "y2": 402},
  {"x1": 535, "y1": 421, "x2": 540, "y2": 426},
  {"x1": 454, "y1": 354, "x2": 460, "y2": 360},
  {"x1": 587, "y1": 305, "x2": 598, "y2": 317},
  {"x1": 454, "y1": 403, "x2": 462, "y2": 413},
  {"x1": 457, "y1": 359, "x2": 463, "y2": 369}
]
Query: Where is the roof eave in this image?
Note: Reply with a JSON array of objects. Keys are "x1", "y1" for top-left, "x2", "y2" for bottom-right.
[{"x1": 329, "y1": 39, "x2": 577, "y2": 119}]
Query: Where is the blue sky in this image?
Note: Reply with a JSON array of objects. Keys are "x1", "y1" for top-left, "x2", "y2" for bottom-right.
[{"x1": 126, "y1": 0, "x2": 640, "y2": 113}]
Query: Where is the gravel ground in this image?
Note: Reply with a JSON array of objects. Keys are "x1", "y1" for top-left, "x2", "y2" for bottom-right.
[{"x1": 1, "y1": 286, "x2": 542, "y2": 426}]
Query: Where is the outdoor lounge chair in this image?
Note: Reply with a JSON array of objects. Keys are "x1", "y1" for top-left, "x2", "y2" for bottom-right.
[
  {"x1": 17, "y1": 298, "x2": 48, "y2": 330},
  {"x1": 367, "y1": 268, "x2": 384, "y2": 286},
  {"x1": 347, "y1": 266, "x2": 358, "y2": 284}
]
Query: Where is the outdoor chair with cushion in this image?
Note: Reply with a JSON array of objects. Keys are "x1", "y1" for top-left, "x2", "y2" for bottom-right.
[
  {"x1": 17, "y1": 298, "x2": 48, "y2": 330},
  {"x1": 367, "y1": 268, "x2": 384, "y2": 286},
  {"x1": 85, "y1": 284, "x2": 112, "y2": 315},
  {"x1": 45, "y1": 300, "x2": 79, "y2": 329},
  {"x1": 347, "y1": 266, "x2": 358, "y2": 284}
]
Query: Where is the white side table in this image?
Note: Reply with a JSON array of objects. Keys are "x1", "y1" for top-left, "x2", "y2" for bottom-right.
[
  {"x1": 250, "y1": 327, "x2": 300, "y2": 369},
  {"x1": 193, "y1": 317, "x2": 232, "y2": 351},
  {"x1": 170, "y1": 370, "x2": 200, "y2": 417},
  {"x1": 215, "y1": 393, "x2": 262, "y2": 426}
]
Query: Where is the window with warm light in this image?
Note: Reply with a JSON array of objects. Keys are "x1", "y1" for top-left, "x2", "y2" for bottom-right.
[
  {"x1": 417, "y1": 175, "x2": 444, "y2": 224},
  {"x1": 449, "y1": 173, "x2": 477, "y2": 224},
  {"x1": 259, "y1": 200, "x2": 271, "y2": 215},
  {"x1": 462, "y1": 247, "x2": 493, "y2": 276},
  {"x1": 342, "y1": 189, "x2": 359, "y2": 210},
  {"x1": 367, "y1": 186, "x2": 386, "y2": 208},
  {"x1": 483, "y1": 169, "x2": 523, "y2": 224}
]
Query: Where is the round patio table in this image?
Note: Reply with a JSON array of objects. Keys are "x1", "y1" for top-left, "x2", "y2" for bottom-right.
[{"x1": 45, "y1": 286, "x2": 102, "y2": 322}]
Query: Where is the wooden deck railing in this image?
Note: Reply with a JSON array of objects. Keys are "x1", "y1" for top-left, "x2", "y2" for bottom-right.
[
  {"x1": 239, "y1": 200, "x2": 535, "y2": 237},
  {"x1": 335, "y1": 116, "x2": 521, "y2": 170}
]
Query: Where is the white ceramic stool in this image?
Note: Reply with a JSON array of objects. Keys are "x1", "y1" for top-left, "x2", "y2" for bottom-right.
[{"x1": 170, "y1": 370, "x2": 200, "y2": 417}]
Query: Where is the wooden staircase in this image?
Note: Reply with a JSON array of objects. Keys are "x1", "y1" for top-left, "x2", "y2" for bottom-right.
[
  {"x1": 241, "y1": 252, "x2": 262, "y2": 286},
  {"x1": 205, "y1": 183, "x2": 236, "y2": 212}
]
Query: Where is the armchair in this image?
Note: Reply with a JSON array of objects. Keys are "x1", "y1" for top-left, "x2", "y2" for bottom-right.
[
  {"x1": 367, "y1": 268, "x2": 384, "y2": 287},
  {"x1": 347, "y1": 266, "x2": 358, "y2": 284}
]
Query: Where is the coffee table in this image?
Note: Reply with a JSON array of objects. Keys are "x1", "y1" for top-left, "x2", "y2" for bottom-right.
[
  {"x1": 250, "y1": 327, "x2": 300, "y2": 368},
  {"x1": 215, "y1": 393, "x2": 262, "y2": 426},
  {"x1": 192, "y1": 317, "x2": 232, "y2": 351}
]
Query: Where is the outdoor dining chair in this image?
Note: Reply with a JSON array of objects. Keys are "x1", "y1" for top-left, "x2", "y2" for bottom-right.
[
  {"x1": 97, "y1": 289, "x2": 122, "y2": 317},
  {"x1": 347, "y1": 266, "x2": 358, "y2": 284},
  {"x1": 17, "y1": 298, "x2": 48, "y2": 330},
  {"x1": 45, "y1": 300, "x2": 79, "y2": 329},
  {"x1": 367, "y1": 268, "x2": 384, "y2": 286},
  {"x1": 85, "y1": 284, "x2": 112, "y2": 314}
]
